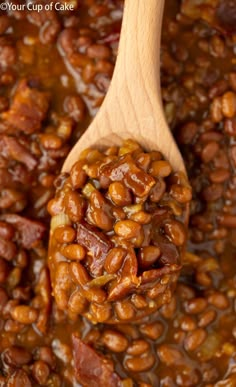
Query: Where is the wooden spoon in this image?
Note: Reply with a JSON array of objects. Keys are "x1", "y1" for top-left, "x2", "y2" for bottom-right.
[{"x1": 62, "y1": 0, "x2": 186, "y2": 174}]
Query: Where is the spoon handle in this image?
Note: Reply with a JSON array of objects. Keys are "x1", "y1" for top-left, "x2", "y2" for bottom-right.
[{"x1": 112, "y1": 0, "x2": 165, "y2": 100}]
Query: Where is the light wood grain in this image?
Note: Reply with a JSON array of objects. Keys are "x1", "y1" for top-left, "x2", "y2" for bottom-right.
[{"x1": 63, "y1": 0, "x2": 186, "y2": 174}]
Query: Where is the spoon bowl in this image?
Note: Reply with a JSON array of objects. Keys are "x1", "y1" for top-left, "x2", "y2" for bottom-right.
[{"x1": 62, "y1": 0, "x2": 186, "y2": 174}]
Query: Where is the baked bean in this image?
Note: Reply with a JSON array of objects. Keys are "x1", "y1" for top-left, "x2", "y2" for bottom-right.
[
  {"x1": 0, "y1": 287, "x2": 8, "y2": 312},
  {"x1": 54, "y1": 225, "x2": 76, "y2": 244},
  {"x1": 70, "y1": 160, "x2": 87, "y2": 189},
  {"x1": 157, "y1": 344, "x2": 183, "y2": 365},
  {"x1": 90, "y1": 302, "x2": 112, "y2": 322},
  {"x1": 64, "y1": 95, "x2": 85, "y2": 122},
  {"x1": 101, "y1": 330, "x2": 129, "y2": 352},
  {"x1": 209, "y1": 168, "x2": 230, "y2": 183},
  {"x1": 0, "y1": 258, "x2": 9, "y2": 283},
  {"x1": 127, "y1": 340, "x2": 149, "y2": 356},
  {"x1": 125, "y1": 353, "x2": 155, "y2": 372},
  {"x1": 201, "y1": 141, "x2": 219, "y2": 163},
  {"x1": 70, "y1": 262, "x2": 90, "y2": 286},
  {"x1": 184, "y1": 298, "x2": 208, "y2": 314},
  {"x1": 68, "y1": 290, "x2": 87, "y2": 314},
  {"x1": 130, "y1": 294, "x2": 148, "y2": 309},
  {"x1": 61, "y1": 244, "x2": 86, "y2": 260},
  {"x1": 114, "y1": 220, "x2": 141, "y2": 239},
  {"x1": 138, "y1": 246, "x2": 161, "y2": 268},
  {"x1": 115, "y1": 301, "x2": 135, "y2": 320},
  {"x1": 7, "y1": 369, "x2": 32, "y2": 387},
  {"x1": 104, "y1": 247, "x2": 126, "y2": 274},
  {"x1": 38, "y1": 347, "x2": 56, "y2": 369},
  {"x1": 163, "y1": 219, "x2": 186, "y2": 246},
  {"x1": 39, "y1": 134, "x2": 63, "y2": 150},
  {"x1": 170, "y1": 184, "x2": 192, "y2": 203},
  {"x1": 84, "y1": 288, "x2": 106, "y2": 304},
  {"x1": 198, "y1": 309, "x2": 217, "y2": 328},
  {"x1": 207, "y1": 292, "x2": 229, "y2": 309},
  {"x1": 149, "y1": 160, "x2": 172, "y2": 178},
  {"x1": 184, "y1": 328, "x2": 207, "y2": 351},
  {"x1": 150, "y1": 178, "x2": 166, "y2": 202},
  {"x1": 87, "y1": 44, "x2": 111, "y2": 59},
  {"x1": 179, "y1": 315, "x2": 197, "y2": 331},
  {"x1": 222, "y1": 91, "x2": 236, "y2": 118},
  {"x1": 32, "y1": 360, "x2": 50, "y2": 385},
  {"x1": 109, "y1": 182, "x2": 132, "y2": 206},
  {"x1": 64, "y1": 191, "x2": 85, "y2": 222},
  {"x1": 10, "y1": 305, "x2": 38, "y2": 324},
  {"x1": 0, "y1": 221, "x2": 15, "y2": 240},
  {"x1": 0, "y1": 239, "x2": 16, "y2": 261},
  {"x1": 139, "y1": 322, "x2": 164, "y2": 340},
  {"x1": 1, "y1": 346, "x2": 32, "y2": 367}
]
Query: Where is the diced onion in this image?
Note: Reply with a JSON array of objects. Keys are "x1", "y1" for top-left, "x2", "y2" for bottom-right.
[{"x1": 51, "y1": 213, "x2": 71, "y2": 231}]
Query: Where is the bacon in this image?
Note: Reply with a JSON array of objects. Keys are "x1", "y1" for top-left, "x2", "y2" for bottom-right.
[
  {"x1": 1, "y1": 214, "x2": 46, "y2": 249},
  {"x1": 2, "y1": 79, "x2": 49, "y2": 134},
  {"x1": 72, "y1": 334, "x2": 120, "y2": 387}
]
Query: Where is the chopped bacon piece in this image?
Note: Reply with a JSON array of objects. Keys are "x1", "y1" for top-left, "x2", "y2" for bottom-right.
[
  {"x1": 77, "y1": 222, "x2": 113, "y2": 277},
  {"x1": 100, "y1": 154, "x2": 155, "y2": 197},
  {"x1": 0, "y1": 135, "x2": 37, "y2": 170},
  {"x1": 72, "y1": 334, "x2": 120, "y2": 387},
  {"x1": 1, "y1": 214, "x2": 46, "y2": 249},
  {"x1": 1, "y1": 79, "x2": 49, "y2": 134}
]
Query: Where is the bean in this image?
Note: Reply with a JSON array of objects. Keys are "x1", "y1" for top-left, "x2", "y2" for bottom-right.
[
  {"x1": 170, "y1": 184, "x2": 192, "y2": 203},
  {"x1": 201, "y1": 141, "x2": 219, "y2": 163},
  {"x1": 0, "y1": 287, "x2": 8, "y2": 312},
  {"x1": 0, "y1": 221, "x2": 15, "y2": 240},
  {"x1": 39, "y1": 134, "x2": 63, "y2": 150},
  {"x1": 1, "y1": 346, "x2": 32, "y2": 367},
  {"x1": 184, "y1": 298, "x2": 208, "y2": 314},
  {"x1": 222, "y1": 91, "x2": 236, "y2": 118},
  {"x1": 157, "y1": 344, "x2": 183, "y2": 365},
  {"x1": 70, "y1": 160, "x2": 87, "y2": 189},
  {"x1": 139, "y1": 322, "x2": 164, "y2": 340},
  {"x1": 70, "y1": 262, "x2": 90, "y2": 286},
  {"x1": 114, "y1": 220, "x2": 141, "y2": 239},
  {"x1": 32, "y1": 360, "x2": 50, "y2": 385},
  {"x1": 90, "y1": 302, "x2": 111, "y2": 323},
  {"x1": 184, "y1": 328, "x2": 207, "y2": 351},
  {"x1": 149, "y1": 160, "x2": 172, "y2": 177},
  {"x1": 130, "y1": 294, "x2": 148, "y2": 309},
  {"x1": 210, "y1": 96, "x2": 223, "y2": 123},
  {"x1": 207, "y1": 292, "x2": 229, "y2": 309},
  {"x1": 130, "y1": 210, "x2": 151, "y2": 224},
  {"x1": 127, "y1": 340, "x2": 150, "y2": 356},
  {"x1": 164, "y1": 219, "x2": 186, "y2": 246},
  {"x1": 54, "y1": 225, "x2": 76, "y2": 244},
  {"x1": 87, "y1": 44, "x2": 111, "y2": 59},
  {"x1": 115, "y1": 300, "x2": 135, "y2": 320},
  {"x1": 125, "y1": 353, "x2": 155, "y2": 372},
  {"x1": 84, "y1": 288, "x2": 106, "y2": 303},
  {"x1": 7, "y1": 370, "x2": 32, "y2": 387},
  {"x1": 104, "y1": 247, "x2": 126, "y2": 274},
  {"x1": 0, "y1": 258, "x2": 9, "y2": 283},
  {"x1": 108, "y1": 182, "x2": 132, "y2": 206},
  {"x1": 150, "y1": 178, "x2": 166, "y2": 202},
  {"x1": 138, "y1": 246, "x2": 161, "y2": 268},
  {"x1": 61, "y1": 244, "x2": 86, "y2": 260},
  {"x1": 38, "y1": 347, "x2": 56, "y2": 369},
  {"x1": 209, "y1": 168, "x2": 230, "y2": 183},
  {"x1": 64, "y1": 95, "x2": 85, "y2": 122},
  {"x1": 198, "y1": 309, "x2": 217, "y2": 328},
  {"x1": 0, "y1": 239, "x2": 16, "y2": 261},
  {"x1": 11, "y1": 305, "x2": 38, "y2": 324},
  {"x1": 101, "y1": 330, "x2": 129, "y2": 352},
  {"x1": 179, "y1": 315, "x2": 197, "y2": 331},
  {"x1": 64, "y1": 191, "x2": 85, "y2": 222},
  {"x1": 68, "y1": 290, "x2": 87, "y2": 314}
]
